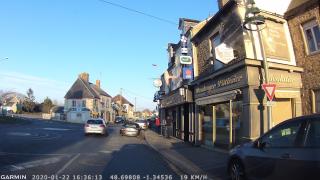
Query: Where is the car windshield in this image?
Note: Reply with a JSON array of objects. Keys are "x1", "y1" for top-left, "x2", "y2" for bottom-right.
[{"x1": 87, "y1": 120, "x2": 103, "y2": 124}]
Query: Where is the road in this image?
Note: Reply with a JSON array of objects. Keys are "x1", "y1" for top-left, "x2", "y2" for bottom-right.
[{"x1": 0, "y1": 119, "x2": 180, "y2": 180}]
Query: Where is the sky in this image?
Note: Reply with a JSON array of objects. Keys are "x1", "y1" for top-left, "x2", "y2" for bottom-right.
[{"x1": 0, "y1": 0, "x2": 218, "y2": 111}]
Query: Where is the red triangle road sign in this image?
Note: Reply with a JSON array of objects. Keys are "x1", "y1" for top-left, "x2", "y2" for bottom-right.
[{"x1": 262, "y1": 84, "x2": 276, "y2": 101}]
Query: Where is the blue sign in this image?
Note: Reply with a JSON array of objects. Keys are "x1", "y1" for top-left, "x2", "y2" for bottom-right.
[{"x1": 183, "y1": 67, "x2": 193, "y2": 80}]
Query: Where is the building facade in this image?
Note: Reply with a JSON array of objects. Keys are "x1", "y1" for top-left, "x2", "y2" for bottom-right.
[
  {"x1": 112, "y1": 95, "x2": 134, "y2": 119},
  {"x1": 285, "y1": 0, "x2": 320, "y2": 115},
  {"x1": 64, "y1": 72, "x2": 113, "y2": 123},
  {"x1": 190, "y1": 0, "x2": 303, "y2": 149}
]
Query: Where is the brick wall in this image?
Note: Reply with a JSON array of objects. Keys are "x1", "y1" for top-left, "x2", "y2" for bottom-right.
[
  {"x1": 196, "y1": 39, "x2": 211, "y2": 75},
  {"x1": 287, "y1": 5, "x2": 320, "y2": 115}
]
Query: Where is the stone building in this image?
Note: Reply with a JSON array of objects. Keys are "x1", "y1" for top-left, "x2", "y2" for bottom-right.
[
  {"x1": 190, "y1": 0, "x2": 303, "y2": 149},
  {"x1": 285, "y1": 0, "x2": 320, "y2": 115}
]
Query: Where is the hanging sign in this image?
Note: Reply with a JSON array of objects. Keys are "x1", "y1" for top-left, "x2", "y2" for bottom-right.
[
  {"x1": 180, "y1": 55, "x2": 192, "y2": 65},
  {"x1": 215, "y1": 43, "x2": 234, "y2": 64},
  {"x1": 183, "y1": 67, "x2": 193, "y2": 80}
]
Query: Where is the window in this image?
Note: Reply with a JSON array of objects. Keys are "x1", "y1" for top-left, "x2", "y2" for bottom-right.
[
  {"x1": 210, "y1": 33, "x2": 221, "y2": 57},
  {"x1": 82, "y1": 100, "x2": 86, "y2": 107},
  {"x1": 303, "y1": 20, "x2": 320, "y2": 53},
  {"x1": 72, "y1": 100, "x2": 76, "y2": 107},
  {"x1": 305, "y1": 119, "x2": 320, "y2": 147},
  {"x1": 261, "y1": 121, "x2": 302, "y2": 148},
  {"x1": 314, "y1": 90, "x2": 320, "y2": 113}
]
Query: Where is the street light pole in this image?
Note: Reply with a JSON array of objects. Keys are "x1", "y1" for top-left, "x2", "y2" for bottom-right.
[{"x1": 243, "y1": 0, "x2": 272, "y2": 131}]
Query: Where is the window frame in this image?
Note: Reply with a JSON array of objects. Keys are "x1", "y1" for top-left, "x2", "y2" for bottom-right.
[
  {"x1": 303, "y1": 118, "x2": 320, "y2": 148},
  {"x1": 258, "y1": 119, "x2": 306, "y2": 148},
  {"x1": 72, "y1": 100, "x2": 76, "y2": 107},
  {"x1": 302, "y1": 20, "x2": 320, "y2": 54}
]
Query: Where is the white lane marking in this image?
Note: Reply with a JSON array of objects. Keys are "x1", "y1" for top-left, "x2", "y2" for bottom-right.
[
  {"x1": 7, "y1": 132, "x2": 31, "y2": 136},
  {"x1": 55, "y1": 153, "x2": 80, "y2": 175},
  {"x1": 43, "y1": 128, "x2": 71, "y2": 131},
  {"x1": 0, "y1": 151, "x2": 70, "y2": 156},
  {"x1": 1, "y1": 157, "x2": 62, "y2": 172}
]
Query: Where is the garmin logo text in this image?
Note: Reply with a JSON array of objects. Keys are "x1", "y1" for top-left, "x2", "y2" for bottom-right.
[{"x1": 0, "y1": 175, "x2": 27, "y2": 180}]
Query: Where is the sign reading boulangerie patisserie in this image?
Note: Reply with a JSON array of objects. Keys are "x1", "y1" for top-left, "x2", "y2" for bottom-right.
[{"x1": 195, "y1": 69, "x2": 246, "y2": 99}]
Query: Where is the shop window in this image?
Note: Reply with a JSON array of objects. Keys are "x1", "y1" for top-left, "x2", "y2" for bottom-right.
[
  {"x1": 82, "y1": 100, "x2": 86, "y2": 107},
  {"x1": 215, "y1": 101, "x2": 243, "y2": 147},
  {"x1": 303, "y1": 20, "x2": 320, "y2": 54},
  {"x1": 200, "y1": 105, "x2": 214, "y2": 147},
  {"x1": 315, "y1": 90, "x2": 320, "y2": 113}
]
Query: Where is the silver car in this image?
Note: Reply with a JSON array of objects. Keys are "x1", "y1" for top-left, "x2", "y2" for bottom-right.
[
  {"x1": 136, "y1": 120, "x2": 148, "y2": 130},
  {"x1": 120, "y1": 123, "x2": 140, "y2": 137},
  {"x1": 84, "y1": 119, "x2": 107, "y2": 136}
]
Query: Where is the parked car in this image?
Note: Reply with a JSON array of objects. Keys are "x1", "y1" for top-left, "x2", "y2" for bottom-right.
[
  {"x1": 120, "y1": 123, "x2": 140, "y2": 137},
  {"x1": 227, "y1": 114, "x2": 320, "y2": 180},
  {"x1": 136, "y1": 119, "x2": 148, "y2": 130},
  {"x1": 115, "y1": 116, "x2": 125, "y2": 124},
  {"x1": 84, "y1": 119, "x2": 107, "y2": 136}
]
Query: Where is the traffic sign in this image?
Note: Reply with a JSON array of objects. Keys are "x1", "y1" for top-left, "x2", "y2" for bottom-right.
[{"x1": 262, "y1": 84, "x2": 276, "y2": 101}]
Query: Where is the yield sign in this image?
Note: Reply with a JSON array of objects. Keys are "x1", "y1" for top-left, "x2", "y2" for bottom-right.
[{"x1": 262, "y1": 84, "x2": 276, "y2": 101}]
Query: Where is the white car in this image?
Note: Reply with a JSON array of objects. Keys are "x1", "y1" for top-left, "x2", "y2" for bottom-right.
[
  {"x1": 84, "y1": 119, "x2": 107, "y2": 136},
  {"x1": 136, "y1": 120, "x2": 148, "y2": 130}
]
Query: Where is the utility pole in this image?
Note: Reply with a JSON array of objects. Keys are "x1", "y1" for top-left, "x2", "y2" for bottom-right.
[
  {"x1": 134, "y1": 97, "x2": 137, "y2": 112},
  {"x1": 120, "y1": 88, "x2": 122, "y2": 116}
]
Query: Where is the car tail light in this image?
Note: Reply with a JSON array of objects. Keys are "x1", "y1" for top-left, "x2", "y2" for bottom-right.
[
  {"x1": 85, "y1": 124, "x2": 89, "y2": 127},
  {"x1": 99, "y1": 124, "x2": 105, "y2": 128}
]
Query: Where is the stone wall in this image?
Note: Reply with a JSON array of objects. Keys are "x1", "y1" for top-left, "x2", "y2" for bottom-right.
[{"x1": 287, "y1": 5, "x2": 320, "y2": 115}]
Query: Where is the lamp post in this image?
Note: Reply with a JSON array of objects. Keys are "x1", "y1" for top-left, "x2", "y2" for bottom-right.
[
  {"x1": 243, "y1": 0, "x2": 272, "y2": 131},
  {"x1": 0, "y1": 57, "x2": 8, "y2": 61}
]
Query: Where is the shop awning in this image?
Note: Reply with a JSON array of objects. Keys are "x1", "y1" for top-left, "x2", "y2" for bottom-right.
[
  {"x1": 274, "y1": 90, "x2": 301, "y2": 98},
  {"x1": 195, "y1": 89, "x2": 241, "y2": 105}
]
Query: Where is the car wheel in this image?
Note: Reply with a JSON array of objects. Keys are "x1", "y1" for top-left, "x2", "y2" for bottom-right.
[{"x1": 229, "y1": 159, "x2": 245, "y2": 180}]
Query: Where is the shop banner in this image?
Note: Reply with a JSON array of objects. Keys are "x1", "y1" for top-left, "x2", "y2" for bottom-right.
[{"x1": 183, "y1": 67, "x2": 193, "y2": 80}]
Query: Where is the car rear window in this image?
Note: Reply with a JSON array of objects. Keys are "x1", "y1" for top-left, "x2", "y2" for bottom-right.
[
  {"x1": 125, "y1": 123, "x2": 139, "y2": 128},
  {"x1": 87, "y1": 120, "x2": 103, "y2": 124},
  {"x1": 137, "y1": 120, "x2": 146, "y2": 123}
]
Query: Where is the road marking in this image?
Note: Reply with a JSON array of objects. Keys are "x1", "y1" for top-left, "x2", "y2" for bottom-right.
[
  {"x1": 0, "y1": 151, "x2": 70, "y2": 156},
  {"x1": 0, "y1": 157, "x2": 62, "y2": 172},
  {"x1": 55, "y1": 153, "x2": 80, "y2": 175},
  {"x1": 7, "y1": 132, "x2": 31, "y2": 136},
  {"x1": 43, "y1": 128, "x2": 72, "y2": 131}
]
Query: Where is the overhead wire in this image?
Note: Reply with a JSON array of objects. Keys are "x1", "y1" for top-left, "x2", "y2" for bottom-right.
[{"x1": 98, "y1": 0, "x2": 178, "y2": 26}]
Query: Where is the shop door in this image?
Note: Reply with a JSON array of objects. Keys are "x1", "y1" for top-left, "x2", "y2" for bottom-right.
[
  {"x1": 172, "y1": 110, "x2": 176, "y2": 137},
  {"x1": 272, "y1": 98, "x2": 293, "y2": 127},
  {"x1": 184, "y1": 104, "x2": 189, "y2": 142}
]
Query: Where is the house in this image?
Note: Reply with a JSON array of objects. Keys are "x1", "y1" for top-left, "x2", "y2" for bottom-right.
[
  {"x1": 64, "y1": 72, "x2": 113, "y2": 123},
  {"x1": 187, "y1": 0, "x2": 303, "y2": 149},
  {"x1": 112, "y1": 95, "x2": 134, "y2": 119},
  {"x1": 284, "y1": 0, "x2": 320, "y2": 115},
  {"x1": 0, "y1": 92, "x2": 25, "y2": 113},
  {"x1": 50, "y1": 106, "x2": 65, "y2": 120},
  {"x1": 158, "y1": 17, "x2": 212, "y2": 142}
]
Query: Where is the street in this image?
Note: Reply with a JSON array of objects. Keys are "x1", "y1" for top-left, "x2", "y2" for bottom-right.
[{"x1": 0, "y1": 120, "x2": 181, "y2": 179}]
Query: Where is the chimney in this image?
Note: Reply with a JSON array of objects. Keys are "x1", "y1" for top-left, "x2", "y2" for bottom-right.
[
  {"x1": 217, "y1": 0, "x2": 229, "y2": 9},
  {"x1": 96, "y1": 80, "x2": 101, "y2": 88},
  {"x1": 79, "y1": 72, "x2": 89, "y2": 82}
]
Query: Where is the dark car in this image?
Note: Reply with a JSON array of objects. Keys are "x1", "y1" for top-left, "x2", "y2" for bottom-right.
[
  {"x1": 228, "y1": 114, "x2": 320, "y2": 180},
  {"x1": 120, "y1": 123, "x2": 141, "y2": 137},
  {"x1": 115, "y1": 116, "x2": 125, "y2": 124}
]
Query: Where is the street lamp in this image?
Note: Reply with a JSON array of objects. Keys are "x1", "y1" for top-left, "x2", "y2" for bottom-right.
[
  {"x1": 243, "y1": 0, "x2": 272, "y2": 131},
  {"x1": 0, "y1": 57, "x2": 8, "y2": 61}
]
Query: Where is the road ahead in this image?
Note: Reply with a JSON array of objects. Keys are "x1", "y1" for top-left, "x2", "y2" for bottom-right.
[{"x1": 0, "y1": 120, "x2": 179, "y2": 179}]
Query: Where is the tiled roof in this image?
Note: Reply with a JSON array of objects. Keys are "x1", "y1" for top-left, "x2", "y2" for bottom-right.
[
  {"x1": 112, "y1": 95, "x2": 133, "y2": 106},
  {"x1": 90, "y1": 83, "x2": 112, "y2": 98},
  {"x1": 64, "y1": 78, "x2": 100, "y2": 99}
]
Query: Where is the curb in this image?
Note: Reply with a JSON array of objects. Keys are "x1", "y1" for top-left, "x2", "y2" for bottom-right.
[{"x1": 144, "y1": 131, "x2": 217, "y2": 180}]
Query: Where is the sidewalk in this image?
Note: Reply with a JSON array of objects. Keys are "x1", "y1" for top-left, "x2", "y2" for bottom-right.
[{"x1": 144, "y1": 130, "x2": 229, "y2": 180}]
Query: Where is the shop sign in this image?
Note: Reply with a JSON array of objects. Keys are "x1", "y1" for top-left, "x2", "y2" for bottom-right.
[
  {"x1": 195, "y1": 70, "x2": 245, "y2": 99},
  {"x1": 181, "y1": 48, "x2": 188, "y2": 54},
  {"x1": 215, "y1": 43, "x2": 234, "y2": 64},
  {"x1": 183, "y1": 67, "x2": 193, "y2": 80},
  {"x1": 180, "y1": 55, "x2": 192, "y2": 65},
  {"x1": 161, "y1": 92, "x2": 185, "y2": 108},
  {"x1": 153, "y1": 79, "x2": 162, "y2": 88}
]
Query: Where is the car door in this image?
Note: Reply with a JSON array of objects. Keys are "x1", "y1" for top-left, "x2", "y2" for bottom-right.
[
  {"x1": 300, "y1": 117, "x2": 320, "y2": 179},
  {"x1": 245, "y1": 120, "x2": 305, "y2": 180}
]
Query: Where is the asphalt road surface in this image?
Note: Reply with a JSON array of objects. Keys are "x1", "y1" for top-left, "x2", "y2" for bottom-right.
[{"x1": 0, "y1": 119, "x2": 180, "y2": 180}]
